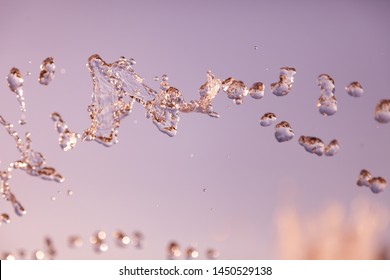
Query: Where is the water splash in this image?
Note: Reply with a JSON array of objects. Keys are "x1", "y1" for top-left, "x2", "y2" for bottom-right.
[
  {"x1": 6, "y1": 67, "x2": 27, "y2": 124},
  {"x1": 206, "y1": 248, "x2": 219, "y2": 259},
  {"x1": 259, "y1": 112, "x2": 277, "y2": 127},
  {"x1": 357, "y1": 169, "x2": 387, "y2": 194},
  {"x1": 0, "y1": 115, "x2": 63, "y2": 218},
  {"x1": 38, "y1": 57, "x2": 56, "y2": 85},
  {"x1": 270, "y1": 67, "x2": 296, "y2": 96},
  {"x1": 275, "y1": 121, "x2": 294, "y2": 142},
  {"x1": 374, "y1": 99, "x2": 390, "y2": 124},
  {"x1": 345, "y1": 81, "x2": 363, "y2": 97},
  {"x1": 317, "y1": 74, "x2": 337, "y2": 116}
]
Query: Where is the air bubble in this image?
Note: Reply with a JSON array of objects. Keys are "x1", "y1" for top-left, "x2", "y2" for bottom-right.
[
  {"x1": 270, "y1": 67, "x2": 296, "y2": 96},
  {"x1": 274, "y1": 121, "x2": 294, "y2": 142},
  {"x1": 374, "y1": 99, "x2": 390, "y2": 124},
  {"x1": 167, "y1": 241, "x2": 181, "y2": 259},
  {"x1": 259, "y1": 112, "x2": 277, "y2": 127},
  {"x1": 345, "y1": 81, "x2": 363, "y2": 97},
  {"x1": 38, "y1": 57, "x2": 55, "y2": 85},
  {"x1": 249, "y1": 82, "x2": 265, "y2": 99}
]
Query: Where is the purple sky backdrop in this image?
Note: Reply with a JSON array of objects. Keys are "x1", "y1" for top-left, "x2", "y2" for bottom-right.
[{"x1": 0, "y1": 0, "x2": 389, "y2": 259}]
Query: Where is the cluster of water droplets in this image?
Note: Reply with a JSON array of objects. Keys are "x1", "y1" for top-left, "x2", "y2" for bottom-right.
[
  {"x1": 167, "y1": 241, "x2": 219, "y2": 260},
  {"x1": 270, "y1": 67, "x2": 296, "y2": 97},
  {"x1": 317, "y1": 74, "x2": 337, "y2": 116},
  {"x1": 1, "y1": 237, "x2": 56, "y2": 260},
  {"x1": 298, "y1": 136, "x2": 339, "y2": 157},
  {"x1": 0, "y1": 115, "x2": 63, "y2": 219},
  {"x1": 357, "y1": 169, "x2": 387, "y2": 194}
]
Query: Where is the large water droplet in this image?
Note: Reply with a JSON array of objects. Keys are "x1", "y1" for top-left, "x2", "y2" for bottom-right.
[
  {"x1": 374, "y1": 99, "x2": 390, "y2": 124},
  {"x1": 369, "y1": 177, "x2": 387, "y2": 194},
  {"x1": 324, "y1": 139, "x2": 339, "y2": 156},
  {"x1": 275, "y1": 121, "x2": 294, "y2": 142},
  {"x1": 298, "y1": 136, "x2": 325, "y2": 156},
  {"x1": 345, "y1": 81, "x2": 363, "y2": 97},
  {"x1": 357, "y1": 169, "x2": 372, "y2": 187},
  {"x1": 259, "y1": 112, "x2": 277, "y2": 127},
  {"x1": 38, "y1": 57, "x2": 55, "y2": 85},
  {"x1": 270, "y1": 67, "x2": 296, "y2": 96},
  {"x1": 249, "y1": 82, "x2": 265, "y2": 99}
]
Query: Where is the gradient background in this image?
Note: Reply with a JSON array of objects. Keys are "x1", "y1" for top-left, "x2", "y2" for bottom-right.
[{"x1": 0, "y1": 0, "x2": 389, "y2": 259}]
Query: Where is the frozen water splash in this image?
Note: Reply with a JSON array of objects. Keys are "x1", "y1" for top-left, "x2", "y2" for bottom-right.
[
  {"x1": 275, "y1": 121, "x2": 294, "y2": 142},
  {"x1": 38, "y1": 57, "x2": 56, "y2": 85},
  {"x1": 6, "y1": 67, "x2": 27, "y2": 124},
  {"x1": 270, "y1": 67, "x2": 296, "y2": 97},
  {"x1": 0, "y1": 115, "x2": 64, "y2": 218},
  {"x1": 357, "y1": 169, "x2": 387, "y2": 194},
  {"x1": 345, "y1": 81, "x2": 363, "y2": 97},
  {"x1": 221, "y1": 77, "x2": 248, "y2": 105},
  {"x1": 374, "y1": 99, "x2": 390, "y2": 124},
  {"x1": 51, "y1": 112, "x2": 80, "y2": 151},
  {"x1": 298, "y1": 136, "x2": 339, "y2": 157},
  {"x1": 259, "y1": 112, "x2": 277, "y2": 127},
  {"x1": 317, "y1": 74, "x2": 337, "y2": 116},
  {"x1": 249, "y1": 82, "x2": 265, "y2": 99}
]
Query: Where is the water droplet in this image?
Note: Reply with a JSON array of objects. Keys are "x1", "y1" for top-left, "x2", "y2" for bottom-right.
[
  {"x1": 298, "y1": 136, "x2": 325, "y2": 156},
  {"x1": 38, "y1": 57, "x2": 55, "y2": 85},
  {"x1": 90, "y1": 231, "x2": 108, "y2": 253},
  {"x1": 369, "y1": 177, "x2": 387, "y2": 194},
  {"x1": 154, "y1": 76, "x2": 159, "y2": 81},
  {"x1": 51, "y1": 196, "x2": 56, "y2": 201},
  {"x1": 270, "y1": 67, "x2": 296, "y2": 96},
  {"x1": 129, "y1": 58, "x2": 136, "y2": 65},
  {"x1": 317, "y1": 74, "x2": 337, "y2": 116},
  {"x1": 345, "y1": 81, "x2": 363, "y2": 97},
  {"x1": 33, "y1": 250, "x2": 45, "y2": 260},
  {"x1": 134, "y1": 120, "x2": 138, "y2": 124},
  {"x1": 131, "y1": 231, "x2": 144, "y2": 248},
  {"x1": 67, "y1": 190, "x2": 73, "y2": 196},
  {"x1": 3, "y1": 253, "x2": 16, "y2": 260},
  {"x1": 249, "y1": 82, "x2": 265, "y2": 99},
  {"x1": 206, "y1": 248, "x2": 219, "y2": 259},
  {"x1": 259, "y1": 112, "x2": 277, "y2": 127},
  {"x1": 6, "y1": 67, "x2": 26, "y2": 116},
  {"x1": 51, "y1": 112, "x2": 79, "y2": 151},
  {"x1": 0, "y1": 213, "x2": 10, "y2": 224},
  {"x1": 162, "y1": 74, "x2": 169, "y2": 81},
  {"x1": 113, "y1": 231, "x2": 130, "y2": 247},
  {"x1": 357, "y1": 169, "x2": 372, "y2": 187},
  {"x1": 274, "y1": 121, "x2": 294, "y2": 143},
  {"x1": 254, "y1": 45, "x2": 259, "y2": 50},
  {"x1": 222, "y1": 78, "x2": 248, "y2": 105},
  {"x1": 324, "y1": 139, "x2": 339, "y2": 156},
  {"x1": 28, "y1": 60, "x2": 32, "y2": 64},
  {"x1": 167, "y1": 242, "x2": 181, "y2": 259},
  {"x1": 374, "y1": 99, "x2": 390, "y2": 124},
  {"x1": 185, "y1": 247, "x2": 199, "y2": 259},
  {"x1": 202, "y1": 188, "x2": 207, "y2": 192},
  {"x1": 68, "y1": 236, "x2": 83, "y2": 248},
  {"x1": 26, "y1": 71, "x2": 32, "y2": 76},
  {"x1": 190, "y1": 153, "x2": 194, "y2": 158},
  {"x1": 60, "y1": 68, "x2": 66, "y2": 74}
]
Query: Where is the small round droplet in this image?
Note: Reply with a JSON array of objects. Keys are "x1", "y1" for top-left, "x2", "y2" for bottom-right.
[
  {"x1": 185, "y1": 247, "x2": 199, "y2": 259},
  {"x1": 167, "y1": 241, "x2": 181, "y2": 259},
  {"x1": 60, "y1": 68, "x2": 66, "y2": 74},
  {"x1": 26, "y1": 71, "x2": 32, "y2": 76},
  {"x1": 374, "y1": 99, "x2": 390, "y2": 124},
  {"x1": 68, "y1": 236, "x2": 83, "y2": 248},
  {"x1": 34, "y1": 250, "x2": 45, "y2": 260},
  {"x1": 254, "y1": 45, "x2": 259, "y2": 50},
  {"x1": 154, "y1": 76, "x2": 159, "y2": 81},
  {"x1": 206, "y1": 248, "x2": 220, "y2": 259},
  {"x1": 345, "y1": 81, "x2": 363, "y2": 97},
  {"x1": 51, "y1": 196, "x2": 56, "y2": 201},
  {"x1": 162, "y1": 74, "x2": 168, "y2": 82},
  {"x1": 129, "y1": 58, "x2": 136, "y2": 65},
  {"x1": 202, "y1": 188, "x2": 207, "y2": 192},
  {"x1": 67, "y1": 190, "x2": 73, "y2": 196}
]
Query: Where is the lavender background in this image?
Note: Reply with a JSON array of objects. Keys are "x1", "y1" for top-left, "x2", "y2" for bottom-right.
[{"x1": 0, "y1": 0, "x2": 389, "y2": 259}]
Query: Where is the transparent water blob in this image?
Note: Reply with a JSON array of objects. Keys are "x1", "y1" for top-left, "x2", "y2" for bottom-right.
[
  {"x1": 259, "y1": 112, "x2": 277, "y2": 127},
  {"x1": 90, "y1": 231, "x2": 108, "y2": 253},
  {"x1": 167, "y1": 241, "x2": 181, "y2": 259},
  {"x1": 113, "y1": 231, "x2": 131, "y2": 247},
  {"x1": 0, "y1": 213, "x2": 11, "y2": 224},
  {"x1": 369, "y1": 177, "x2": 387, "y2": 194},
  {"x1": 324, "y1": 139, "x2": 339, "y2": 156},
  {"x1": 6, "y1": 67, "x2": 27, "y2": 124},
  {"x1": 345, "y1": 81, "x2": 363, "y2": 97},
  {"x1": 298, "y1": 136, "x2": 325, "y2": 156},
  {"x1": 222, "y1": 77, "x2": 248, "y2": 105},
  {"x1": 317, "y1": 74, "x2": 337, "y2": 116},
  {"x1": 38, "y1": 57, "x2": 55, "y2": 85},
  {"x1": 357, "y1": 169, "x2": 372, "y2": 187},
  {"x1": 185, "y1": 247, "x2": 199, "y2": 259},
  {"x1": 249, "y1": 82, "x2": 265, "y2": 99},
  {"x1": 374, "y1": 99, "x2": 390, "y2": 124},
  {"x1": 270, "y1": 67, "x2": 296, "y2": 97},
  {"x1": 274, "y1": 121, "x2": 294, "y2": 142},
  {"x1": 68, "y1": 236, "x2": 83, "y2": 248}
]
